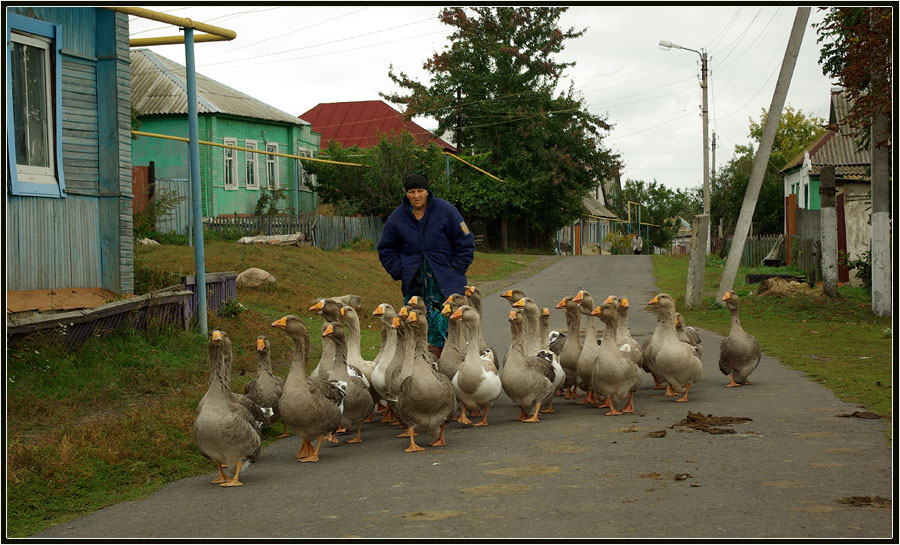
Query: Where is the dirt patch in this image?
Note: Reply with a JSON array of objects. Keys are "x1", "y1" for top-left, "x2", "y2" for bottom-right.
[
  {"x1": 757, "y1": 277, "x2": 822, "y2": 297},
  {"x1": 639, "y1": 472, "x2": 663, "y2": 480},
  {"x1": 836, "y1": 496, "x2": 891, "y2": 508},
  {"x1": 836, "y1": 411, "x2": 881, "y2": 419},
  {"x1": 461, "y1": 483, "x2": 532, "y2": 495},
  {"x1": 645, "y1": 430, "x2": 667, "y2": 438},
  {"x1": 671, "y1": 411, "x2": 752, "y2": 434},
  {"x1": 7, "y1": 288, "x2": 126, "y2": 314},
  {"x1": 474, "y1": 255, "x2": 561, "y2": 296},
  {"x1": 398, "y1": 510, "x2": 465, "y2": 521},
  {"x1": 485, "y1": 466, "x2": 560, "y2": 477}
]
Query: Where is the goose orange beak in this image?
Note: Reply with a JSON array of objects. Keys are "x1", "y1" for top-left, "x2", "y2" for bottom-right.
[
  {"x1": 272, "y1": 316, "x2": 287, "y2": 329},
  {"x1": 675, "y1": 315, "x2": 680, "y2": 326},
  {"x1": 442, "y1": 304, "x2": 453, "y2": 317},
  {"x1": 323, "y1": 323, "x2": 334, "y2": 337},
  {"x1": 408, "y1": 296, "x2": 419, "y2": 307},
  {"x1": 443, "y1": 295, "x2": 454, "y2": 305},
  {"x1": 649, "y1": 296, "x2": 659, "y2": 306},
  {"x1": 603, "y1": 295, "x2": 614, "y2": 304},
  {"x1": 555, "y1": 297, "x2": 567, "y2": 309},
  {"x1": 542, "y1": 308, "x2": 550, "y2": 316},
  {"x1": 256, "y1": 338, "x2": 266, "y2": 351},
  {"x1": 407, "y1": 311, "x2": 418, "y2": 322},
  {"x1": 309, "y1": 300, "x2": 324, "y2": 312},
  {"x1": 621, "y1": 298, "x2": 629, "y2": 309},
  {"x1": 465, "y1": 285, "x2": 476, "y2": 296},
  {"x1": 501, "y1": 289, "x2": 513, "y2": 299},
  {"x1": 211, "y1": 330, "x2": 224, "y2": 343},
  {"x1": 508, "y1": 309, "x2": 517, "y2": 320},
  {"x1": 513, "y1": 298, "x2": 525, "y2": 308},
  {"x1": 722, "y1": 291, "x2": 732, "y2": 300},
  {"x1": 373, "y1": 304, "x2": 385, "y2": 316},
  {"x1": 391, "y1": 316, "x2": 401, "y2": 328},
  {"x1": 450, "y1": 307, "x2": 464, "y2": 320},
  {"x1": 591, "y1": 305, "x2": 602, "y2": 316},
  {"x1": 573, "y1": 291, "x2": 584, "y2": 303},
  {"x1": 398, "y1": 306, "x2": 409, "y2": 318},
  {"x1": 340, "y1": 306, "x2": 346, "y2": 316}
]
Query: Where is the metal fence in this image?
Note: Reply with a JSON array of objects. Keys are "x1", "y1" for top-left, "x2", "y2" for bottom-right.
[
  {"x1": 205, "y1": 214, "x2": 384, "y2": 251},
  {"x1": 725, "y1": 235, "x2": 785, "y2": 267}
]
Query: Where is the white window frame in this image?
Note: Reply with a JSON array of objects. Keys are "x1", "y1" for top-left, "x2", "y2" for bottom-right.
[
  {"x1": 6, "y1": 14, "x2": 65, "y2": 197},
  {"x1": 297, "y1": 147, "x2": 315, "y2": 191},
  {"x1": 244, "y1": 140, "x2": 258, "y2": 190},
  {"x1": 223, "y1": 137, "x2": 237, "y2": 190},
  {"x1": 266, "y1": 143, "x2": 279, "y2": 189}
]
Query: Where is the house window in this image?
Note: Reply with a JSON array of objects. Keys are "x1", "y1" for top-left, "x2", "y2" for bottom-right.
[
  {"x1": 223, "y1": 137, "x2": 237, "y2": 190},
  {"x1": 298, "y1": 147, "x2": 315, "y2": 190},
  {"x1": 245, "y1": 140, "x2": 258, "y2": 190},
  {"x1": 804, "y1": 185, "x2": 809, "y2": 208},
  {"x1": 6, "y1": 14, "x2": 65, "y2": 197},
  {"x1": 266, "y1": 143, "x2": 279, "y2": 189}
]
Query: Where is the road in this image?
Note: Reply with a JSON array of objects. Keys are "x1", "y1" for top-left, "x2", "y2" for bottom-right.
[{"x1": 33, "y1": 255, "x2": 893, "y2": 539}]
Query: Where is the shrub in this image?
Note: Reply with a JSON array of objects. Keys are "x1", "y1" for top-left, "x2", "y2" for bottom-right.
[
  {"x1": 133, "y1": 188, "x2": 185, "y2": 241},
  {"x1": 840, "y1": 250, "x2": 872, "y2": 291}
]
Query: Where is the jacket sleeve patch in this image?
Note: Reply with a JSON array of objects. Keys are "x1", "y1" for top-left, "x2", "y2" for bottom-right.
[{"x1": 459, "y1": 221, "x2": 470, "y2": 235}]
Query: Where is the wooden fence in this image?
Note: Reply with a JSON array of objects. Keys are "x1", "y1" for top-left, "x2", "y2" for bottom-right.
[
  {"x1": 724, "y1": 234, "x2": 819, "y2": 279},
  {"x1": 205, "y1": 214, "x2": 384, "y2": 251},
  {"x1": 724, "y1": 235, "x2": 785, "y2": 267}
]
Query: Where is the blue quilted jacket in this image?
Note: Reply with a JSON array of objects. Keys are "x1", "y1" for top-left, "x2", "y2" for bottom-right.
[{"x1": 377, "y1": 191, "x2": 475, "y2": 299}]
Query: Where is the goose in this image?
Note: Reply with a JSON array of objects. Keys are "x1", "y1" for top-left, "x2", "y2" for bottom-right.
[
  {"x1": 392, "y1": 309, "x2": 457, "y2": 452},
  {"x1": 541, "y1": 307, "x2": 566, "y2": 357},
  {"x1": 675, "y1": 312, "x2": 703, "y2": 357},
  {"x1": 370, "y1": 303, "x2": 399, "y2": 411},
  {"x1": 719, "y1": 291, "x2": 761, "y2": 387},
  {"x1": 405, "y1": 296, "x2": 439, "y2": 366},
  {"x1": 197, "y1": 331, "x2": 266, "y2": 426},
  {"x1": 193, "y1": 330, "x2": 261, "y2": 486},
  {"x1": 244, "y1": 335, "x2": 287, "y2": 436},
  {"x1": 382, "y1": 308, "x2": 416, "y2": 425},
  {"x1": 308, "y1": 298, "x2": 344, "y2": 379},
  {"x1": 500, "y1": 308, "x2": 556, "y2": 422},
  {"x1": 464, "y1": 285, "x2": 492, "y2": 355},
  {"x1": 339, "y1": 305, "x2": 375, "y2": 385},
  {"x1": 514, "y1": 297, "x2": 564, "y2": 412},
  {"x1": 271, "y1": 315, "x2": 346, "y2": 462},
  {"x1": 449, "y1": 305, "x2": 502, "y2": 426},
  {"x1": 648, "y1": 294, "x2": 702, "y2": 402},
  {"x1": 590, "y1": 299, "x2": 642, "y2": 416},
  {"x1": 573, "y1": 290, "x2": 603, "y2": 406},
  {"x1": 605, "y1": 296, "x2": 642, "y2": 368},
  {"x1": 555, "y1": 295, "x2": 583, "y2": 399},
  {"x1": 322, "y1": 321, "x2": 375, "y2": 443},
  {"x1": 500, "y1": 288, "x2": 527, "y2": 306},
  {"x1": 437, "y1": 293, "x2": 468, "y2": 380},
  {"x1": 641, "y1": 302, "x2": 669, "y2": 391}
]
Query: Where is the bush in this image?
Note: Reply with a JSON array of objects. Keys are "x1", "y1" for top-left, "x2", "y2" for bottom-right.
[
  {"x1": 840, "y1": 250, "x2": 871, "y2": 291},
  {"x1": 133, "y1": 189, "x2": 185, "y2": 241},
  {"x1": 134, "y1": 264, "x2": 182, "y2": 295},
  {"x1": 603, "y1": 231, "x2": 632, "y2": 255},
  {"x1": 204, "y1": 227, "x2": 246, "y2": 242},
  {"x1": 216, "y1": 299, "x2": 247, "y2": 318}
]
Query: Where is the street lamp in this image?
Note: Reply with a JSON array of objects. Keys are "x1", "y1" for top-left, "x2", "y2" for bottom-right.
[{"x1": 660, "y1": 38, "x2": 710, "y2": 255}]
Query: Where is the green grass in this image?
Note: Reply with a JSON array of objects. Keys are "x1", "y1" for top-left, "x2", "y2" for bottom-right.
[
  {"x1": 651, "y1": 254, "x2": 893, "y2": 436},
  {"x1": 7, "y1": 246, "x2": 518, "y2": 537}
]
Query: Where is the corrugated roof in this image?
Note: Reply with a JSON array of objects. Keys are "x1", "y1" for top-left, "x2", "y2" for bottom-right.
[
  {"x1": 130, "y1": 49, "x2": 307, "y2": 126},
  {"x1": 298, "y1": 100, "x2": 455, "y2": 151},
  {"x1": 781, "y1": 89, "x2": 870, "y2": 181},
  {"x1": 582, "y1": 196, "x2": 617, "y2": 219}
]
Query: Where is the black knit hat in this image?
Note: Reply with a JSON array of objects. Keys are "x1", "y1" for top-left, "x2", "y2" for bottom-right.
[{"x1": 404, "y1": 173, "x2": 429, "y2": 192}]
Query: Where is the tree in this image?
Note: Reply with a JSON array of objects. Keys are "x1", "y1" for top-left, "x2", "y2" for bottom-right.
[
  {"x1": 306, "y1": 132, "x2": 446, "y2": 218},
  {"x1": 381, "y1": 7, "x2": 620, "y2": 235},
  {"x1": 607, "y1": 179, "x2": 701, "y2": 251},
  {"x1": 711, "y1": 106, "x2": 825, "y2": 237},
  {"x1": 815, "y1": 7, "x2": 892, "y2": 317}
]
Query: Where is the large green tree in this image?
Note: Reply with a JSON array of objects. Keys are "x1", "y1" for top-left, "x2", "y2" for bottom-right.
[
  {"x1": 607, "y1": 179, "x2": 701, "y2": 251},
  {"x1": 711, "y1": 106, "x2": 825, "y2": 237},
  {"x1": 815, "y1": 7, "x2": 892, "y2": 316},
  {"x1": 381, "y1": 7, "x2": 620, "y2": 233}
]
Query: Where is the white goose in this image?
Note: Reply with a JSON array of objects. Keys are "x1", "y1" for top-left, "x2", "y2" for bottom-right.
[{"x1": 449, "y1": 304, "x2": 502, "y2": 426}]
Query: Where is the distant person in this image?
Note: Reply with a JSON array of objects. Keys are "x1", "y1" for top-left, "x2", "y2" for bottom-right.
[
  {"x1": 632, "y1": 233, "x2": 643, "y2": 255},
  {"x1": 377, "y1": 173, "x2": 475, "y2": 359}
]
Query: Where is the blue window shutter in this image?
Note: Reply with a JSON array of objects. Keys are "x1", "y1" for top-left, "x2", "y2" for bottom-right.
[{"x1": 6, "y1": 13, "x2": 65, "y2": 198}]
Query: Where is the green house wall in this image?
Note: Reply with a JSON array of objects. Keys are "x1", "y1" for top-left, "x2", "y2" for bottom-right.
[{"x1": 131, "y1": 114, "x2": 319, "y2": 218}]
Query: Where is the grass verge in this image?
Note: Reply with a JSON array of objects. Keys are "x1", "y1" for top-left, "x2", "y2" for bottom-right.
[
  {"x1": 6, "y1": 245, "x2": 520, "y2": 537},
  {"x1": 651, "y1": 254, "x2": 892, "y2": 440}
]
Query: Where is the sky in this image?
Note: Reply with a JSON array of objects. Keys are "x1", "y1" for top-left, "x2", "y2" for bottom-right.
[{"x1": 127, "y1": 5, "x2": 838, "y2": 194}]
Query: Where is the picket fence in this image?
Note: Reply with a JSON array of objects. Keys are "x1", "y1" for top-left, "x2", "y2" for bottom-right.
[{"x1": 205, "y1": 214, "x2": 384, "y2": 251}]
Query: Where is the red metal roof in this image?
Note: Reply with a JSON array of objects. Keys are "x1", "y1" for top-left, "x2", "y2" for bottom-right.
[{"x1": 299, "y1": 100, "x2": 456, "y2": 152}]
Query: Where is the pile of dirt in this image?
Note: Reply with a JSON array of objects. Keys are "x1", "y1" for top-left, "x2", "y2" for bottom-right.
[
  {"x1": 836, "y1": 496, "x2": 891, "y2": 508},
  {"x1": 672, "y1": 411, "x2": 753, "y2": 434},
  {"x1": 758, "y1": 276, "x2": 821, "y2": 297}
]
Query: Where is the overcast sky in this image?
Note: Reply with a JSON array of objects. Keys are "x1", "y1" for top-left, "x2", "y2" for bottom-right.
[{"x1": 128, "y1": 5, "x2": 837, "y2": 193}]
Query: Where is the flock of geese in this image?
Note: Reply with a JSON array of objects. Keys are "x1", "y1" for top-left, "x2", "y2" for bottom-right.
[{"x1": 192, "y1": 286, "x2": 761, "y2": 486}]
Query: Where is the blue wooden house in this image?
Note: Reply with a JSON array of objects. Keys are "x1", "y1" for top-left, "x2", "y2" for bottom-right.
[{"x1": 6, "y1": 7, "x2": 135, "y2": 294}]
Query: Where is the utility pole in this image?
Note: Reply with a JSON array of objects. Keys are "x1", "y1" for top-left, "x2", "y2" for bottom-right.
[
  {"x1": 455, "y1": 87, "x2": 462, "y2": 154},
  {"x1": 701, "y1": 50, "x2": 710, "y2": 255},
  {"x1": 717, "y1": 7, "x2": 811, "y2": 303},
  {"x1": 819, "y1": 166, "x2": 838, "y2": 298}
]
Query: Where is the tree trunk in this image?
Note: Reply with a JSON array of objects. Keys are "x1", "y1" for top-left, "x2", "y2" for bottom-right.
[{"x1": 870, "y1": 107, "x2": 891, "y2": 316}]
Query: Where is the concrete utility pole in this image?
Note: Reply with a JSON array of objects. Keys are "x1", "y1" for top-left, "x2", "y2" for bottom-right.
[
  {"x1": 716, "y1": 7, "x2": 811, "y2": 303},
  {"x1": 819, "y1": 166, "x2": 838, "y2": 298},
  {"x1": 869, "y1": 9, "x2": 892, "y2": 317},
  {"x1": 684, "y1": 214, "x2": 709, "y2": 308}
]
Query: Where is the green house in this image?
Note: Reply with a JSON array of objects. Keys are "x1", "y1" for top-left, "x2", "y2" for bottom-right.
[{"x1": 130, "y1": 49, "x2": 319, "y2": 231}]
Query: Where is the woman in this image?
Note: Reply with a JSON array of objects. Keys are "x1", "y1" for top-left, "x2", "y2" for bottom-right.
[{"x1": 377, "y1": 173, "x2": 475, "y2": 358}]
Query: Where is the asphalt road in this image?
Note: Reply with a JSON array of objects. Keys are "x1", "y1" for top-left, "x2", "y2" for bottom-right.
[{"x1": 33, "y1": 256, "x2": 893, "y2": 539}]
